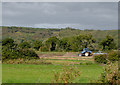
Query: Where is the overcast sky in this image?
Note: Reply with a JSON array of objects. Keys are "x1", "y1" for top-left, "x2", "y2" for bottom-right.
[{"x1": 2, "y1": 2, "x2": 118, "y2": 30}]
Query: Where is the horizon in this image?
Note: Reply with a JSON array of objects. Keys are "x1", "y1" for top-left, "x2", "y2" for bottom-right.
[{"x1": 1, "y1": 25, "x2": 118, "y2": 30}]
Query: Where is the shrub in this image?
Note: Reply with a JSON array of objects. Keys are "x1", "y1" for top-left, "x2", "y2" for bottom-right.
[
  {"x1": 79, "y1": 62, "x2": 84, "y2": 65},
  {"x1": 85, "y1": 62, "x2": 93, "y2": 65},
  {"x1": 2, "y1": 59, "x2": 52, "y2": 65},
  {"x1": 2, "y1": 47, "x2": 39, "y2": 60},
  {"x1": 2, "y1": 46, "x2": 19, "y2": 60},
  {"x1": 97, "y1": 61, "x2": 119, "y2": 84},
  {"x1": 40, "y1": 46, "x2": 49, "y2": 52},
  {"x1": 52, "y1": 66, "x2": 81, "y2": 83},
  {"x1": 33, "y1": 40, "x2": 43, "y2": 51},
  {"x1": 94, "y1": 54, "x2": 107, "y2": 64},
  {"x1": 2, "y1": 38, "x2": 39, "y2": 60},
  {"x1": 94, "y1": 51, "x2": 119, "y2": 64},
  {"x1": 18, "y1": 41, "x2": 31, "y2": 49},
  {"x1": 80, "y1": 62, "x2": 93, "y2": 65},
  {"x1": 20, "y1": 49, "x2": 39, "y2": 59},
  {"x1": 107, "y1": 51, "x2": 119, "y2": 62},
  {"x1": 2, "y1": 38, "x2": 15, "y2": 47}
]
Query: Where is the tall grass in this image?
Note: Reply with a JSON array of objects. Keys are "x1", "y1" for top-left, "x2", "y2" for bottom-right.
[{"x1": 2, "y1": 59, "x2": 52, "y2": 65}]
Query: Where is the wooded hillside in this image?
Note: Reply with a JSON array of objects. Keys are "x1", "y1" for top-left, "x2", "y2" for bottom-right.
[{"x1": 2, "y1": 26, "x2": 118, "y2": 45}]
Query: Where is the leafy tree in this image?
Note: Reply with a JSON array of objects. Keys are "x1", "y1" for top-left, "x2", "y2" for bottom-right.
[
  {"x1": 2, "y1": 38, "x2": 15, "y2": 48},
  {"x1": 18, "y1": 41, "x2": 31, "y2": 49},
  {"x1": 100, "y1": 35, "x2": 116, "y2": 50},
  {"x1": 58, "y1": 34, "x2": 96, "y2": 52},
  {"x1": 71, "y1": 36, "x2": 83, "y2": 51},
  {"x1": 2, "y1": 38, "x2": 39, "y2": 60},
  {"x1": 2, "y1": 38, "x2": 19, "y2": 60},
  {"x1": 70, "y1": 34, "x2": 96, "y2": 51},
  {"x1": 45, "y1": 36, "x2": 60, "y2": 51},
  {"x1": 33, "y1": 40, "x2": 43, "y2": 51},
  {"x1": 2, "y1": 46, "x2": 19, "y2": 60},
  {"x1": 80, "y1": 34, "x2": 96, "y2": 49},
  {"x1": 19, "y1": 49, "x2": 39, "y2": 59},
  {"x1": 59, "y1": 38, "x2": 72, "y2": 51}
]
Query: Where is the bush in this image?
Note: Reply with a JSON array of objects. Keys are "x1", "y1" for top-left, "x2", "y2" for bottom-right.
[
  {"x1": 33, "y1": 40, "x2": 43, "y2": 51},
  {"x1": 2, "y1": 46, "x2": 39, "y2": 60},
  {"x1": 107, "y1": 51, "x2": 119, "y2": 62},
  {"x1": 20, "y1": 49, "x2": 39, "y2": 59},
  {"x1": 40, "y1": 46, "x2": 49, "y2": 52},
  {"x1": 2, "y1": 38, "x2": 39, "y2": 60},
  {"x1": 18, "y1": 41, "x2": 31, "y2": 49},
  {"x1": 85, "y1": 62, "x2": 93, "y2": 65},
  {"x1": 2, "y1": 59, "x2": 52, "y2": 65},
  {"x1": 52, "y1": 66, "x2": 81, "y2": 83},
  {"x1": 97, "y1": 61, "x2": 119, "y2": 84},
  {"x1": 94, "y1": 54, "x2": 107, "y2": 64},
  {"x1": 2, "y1": 38, "x2": 15, "y2": 47},
  {"x1": 80, "y1": 62, "x2": 93, "y2": 65},
  {"x1": 2, "y1": 46, "x2": 19, "y2": 60},
  {"x1": 94, "y1": 51, "x2": 119, "y2": 64}
]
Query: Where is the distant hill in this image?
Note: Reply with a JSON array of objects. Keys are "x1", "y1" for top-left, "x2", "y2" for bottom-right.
[{"x1": 2, "y1": 26, "x2": 118, "y2": 45}]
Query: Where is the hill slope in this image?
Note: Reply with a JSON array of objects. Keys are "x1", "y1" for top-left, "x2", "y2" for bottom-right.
[{"x1": 2, "y1": 26, "x2": 118, "y2": 45}]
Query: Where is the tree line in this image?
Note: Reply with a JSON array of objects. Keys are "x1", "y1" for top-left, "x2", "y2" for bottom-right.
[
  {"x1": 2, "y1": 34, "x2": 117, "y2": 60},
  {"x1": 34, "y1": 34, "x2": 116, "y2": 52}
]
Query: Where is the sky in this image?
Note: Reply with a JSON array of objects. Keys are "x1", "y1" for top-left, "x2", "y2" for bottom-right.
[{"x1": 2, "y1": 2, "x2": 118, "y2": 30}]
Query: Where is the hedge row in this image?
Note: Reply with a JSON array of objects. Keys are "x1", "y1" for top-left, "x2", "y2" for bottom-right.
[{"x1": 94, "y1": 51, "x2": 119, "y2": 64}]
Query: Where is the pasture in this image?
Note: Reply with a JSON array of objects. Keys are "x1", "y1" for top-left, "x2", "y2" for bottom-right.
[
  {"x1": 2, "y1": 52, "x2": 104, "y2": 83},
  {"x1": 2, "y1": 64, "x2": 103, "y2": 83}
]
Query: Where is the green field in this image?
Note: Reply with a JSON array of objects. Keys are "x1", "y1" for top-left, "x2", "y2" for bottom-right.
[
  {"x1": 2, "y1": 52, "x2": 104, "y2": 83},
  {"x1": 2, "y1": 63, "x2": 103, "y2": 83}
]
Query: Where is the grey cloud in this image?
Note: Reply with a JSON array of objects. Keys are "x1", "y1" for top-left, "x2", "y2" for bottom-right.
[
  {"x1": 2, "y1": 0, "x2": 119, "y2": 2},
  {"x1": 0, "y1": 3, "x2": 2, "y2": 25},
  {"x1": 2, "y1": 2, "x2": 118, "y2": 30}
]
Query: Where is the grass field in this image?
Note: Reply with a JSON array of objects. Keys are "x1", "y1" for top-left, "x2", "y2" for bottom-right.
[
  {"x1": 2, "y1": 63, "x2": 103, "y2": 83},
  {"x1": 2, "y1": 52, "x2": 105, "y2": 83}
]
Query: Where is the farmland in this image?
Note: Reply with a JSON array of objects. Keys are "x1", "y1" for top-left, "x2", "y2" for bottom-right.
[
  {"x1": 2, "y1": 53, "x2": 103, "y2": 83},
  {"x1": 1, "y1": 26, "x2": 119, "y2": 84},
  {"x1": 2, "y1": 64, "x2": 103, "y2": 83},
  {"x1": 1, "y1": 2, "x2": 119, "y2": 84}
]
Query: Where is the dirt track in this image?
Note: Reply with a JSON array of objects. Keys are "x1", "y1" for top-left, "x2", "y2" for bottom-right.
[
  {"x1": 38, "y1": 52, "x2": 94, "y2": 57},
  {"x1": 39, "y1": 52, "x2": 94, "y2": 61}
]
